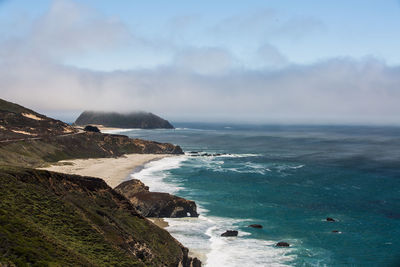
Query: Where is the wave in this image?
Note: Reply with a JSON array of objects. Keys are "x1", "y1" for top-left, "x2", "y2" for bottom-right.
[
  {"x1": 101, "y1": 128, "x2": 137, "y2": 134},
  {"x1": 131, "y1": 155, "x2": 187, "y2": 194},
  {"x1": 186, "y1": 152, "x2": 261, "y2": 158},
  {"x1": 187, "y1": 156, "x2": 303, "y2": 176},
  {"x1": 131, "y1": 156, "x2": 297, "y2": 267},
  {"x1": 165, "y1": 210, "x2": 296, "y2": 266}
]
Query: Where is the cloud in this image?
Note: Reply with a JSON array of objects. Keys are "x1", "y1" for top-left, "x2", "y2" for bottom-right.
[
  {"x1": 211, "y1": 8, "x2": 324, "y2": 42},
  {"x1": 0, "y1": 0, "x2": 131, "y2": 63},
  {"x1": 255, "y1": 43, "x2": 288, "y2": 68},
  {"x1": 1, "y1": 54, "x2": 400, "y2": 125},
  {"x1": 174, "y1": 47, "x2": 235, "y2": 75},
  {"x1": 0, "y1": 0, "x2": 399, "y2": 125}
]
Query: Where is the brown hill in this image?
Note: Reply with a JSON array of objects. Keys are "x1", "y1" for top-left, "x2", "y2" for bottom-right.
[{"x1": 0, "y1": 98, "x2": 77, "y2": 141}]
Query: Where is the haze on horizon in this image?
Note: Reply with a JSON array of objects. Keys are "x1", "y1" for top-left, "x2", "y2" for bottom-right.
[{"x1": 1, "y1": 0, "x2": 400, "y2": 125}]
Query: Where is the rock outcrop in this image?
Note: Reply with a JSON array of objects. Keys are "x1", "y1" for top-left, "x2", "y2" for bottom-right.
[
  {"x1": 83, "y1": 125, "x2": 100, "y2": 132},
  {"x1": 115, "y1": 179, "x2": 199, "y2": 218},
  {"x1": 75, "y1": 110, "x2": 174, "y2": 129}
]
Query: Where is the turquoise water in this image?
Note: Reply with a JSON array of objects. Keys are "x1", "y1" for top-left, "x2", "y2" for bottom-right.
[{"x1": 119, "y1": 124, "x2": 400, "y2": 266}]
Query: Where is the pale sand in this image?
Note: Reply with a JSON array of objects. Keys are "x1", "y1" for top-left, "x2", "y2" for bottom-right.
[{"x1": 39, "y1": 154, "x2": 172, "y2": 188}]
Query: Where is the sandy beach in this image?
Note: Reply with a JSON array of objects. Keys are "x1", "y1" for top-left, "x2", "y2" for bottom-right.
[{"x1": 40, "y1": 154, "x2": 173, "y2": 188}]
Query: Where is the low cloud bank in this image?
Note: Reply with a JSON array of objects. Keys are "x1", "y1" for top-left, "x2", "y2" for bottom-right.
[{"x1": 0, "y1": 0, "x2": 399, "y2": 125}]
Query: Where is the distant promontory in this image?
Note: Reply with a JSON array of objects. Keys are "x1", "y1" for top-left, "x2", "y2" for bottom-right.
[{"x1": 75, "y1": 111, "x2": 174, "y2": 129}]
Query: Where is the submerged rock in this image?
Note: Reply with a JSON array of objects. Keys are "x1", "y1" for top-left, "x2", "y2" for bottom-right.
[
  {"x1": 248, "y1": 224, "x2": 263, "y2": 229},
  {"x1": 221, "y1": 230, "x2": 238, "y2": 237},
  {"x1": 326, "y1": 217, "x2": 336, "y2": 222},
  {"x1": 276, "y1": 242, "x2": 290, "y2": 247}
]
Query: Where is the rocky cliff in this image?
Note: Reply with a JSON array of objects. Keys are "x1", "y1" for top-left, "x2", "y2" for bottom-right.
[
  {"x1": 75, "y1": 111, "x2": 174, "y2": 129},
  {"x1": 115, "y1": 179, "x2": 199, "y2": 218},
  {"x1": 0, "y1": 167, "x2": 201, "y2": 266}
]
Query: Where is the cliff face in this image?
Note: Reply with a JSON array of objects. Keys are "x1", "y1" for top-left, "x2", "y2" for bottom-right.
[
  {"x1": 115, "y1": 179, "x2": 199, "y2": 218},
  {"x1": 0, "y1": 99, "x2": 77, "y2": 141},
  {"x1": 0, "y1": 167, "x2": 200, "y2": 266},
  {"x1": 75, "y1": 111, "x2": 174, "y2": 129}
]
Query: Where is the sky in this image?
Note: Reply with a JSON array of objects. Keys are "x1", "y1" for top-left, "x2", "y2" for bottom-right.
[{"x1": 0, "y1": 0, "x2": 400, "y2": 125}]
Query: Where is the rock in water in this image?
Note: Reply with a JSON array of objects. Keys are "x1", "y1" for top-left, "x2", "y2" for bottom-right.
[
  {"x1": 276, "y1": 242, "x2": 290, "y2": 247},
  {"x1": 326, "y1": 217, "x2": 336, "y2": 222},
  {"x1": 221, "y1": 230, "x2": 238, "y2": 237},
  {"x1": 248, "y1": 224, "x2": 263, "y2": 229}
]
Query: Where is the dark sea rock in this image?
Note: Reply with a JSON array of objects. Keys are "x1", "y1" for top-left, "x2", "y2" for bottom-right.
[
  {"x1": 276, "y1": 242, "x2": 290, "y2": 247},
  {"x1": 115, "y1": 179, "x2": 198, "y2": 218},
  {"x1": 248, "y1": 224, "x2": 263, "y2": 229},
  {"x1": 84, "y1": 125, "x2": 100, "y2": 132},
  {"x1": 326, "y1": 217, "x2": 336, "y2": 222},
  {"x1": 221, "y1": 230, "x2": 238, "y2": 237}
]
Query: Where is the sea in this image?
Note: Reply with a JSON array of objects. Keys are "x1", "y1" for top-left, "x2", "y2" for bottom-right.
[{"x1": 110, "y1": 123, "x2": 400, "y2": 267}]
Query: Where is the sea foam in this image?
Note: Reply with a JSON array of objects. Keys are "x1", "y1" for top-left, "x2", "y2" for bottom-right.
[{"x1": 131, "y1": 155, "x2": 297, "y2": 267}]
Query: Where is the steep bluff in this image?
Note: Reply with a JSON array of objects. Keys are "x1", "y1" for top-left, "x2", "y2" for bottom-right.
[
  {"x1": 75, "y1": 111, "x2": 174, "y2": 129},
  {"x1": 0, "y1": 167, "x2": 201, "y2": 266},
  {"x1": 115, "y1": 179, "x2": 199, "y2": 218}
]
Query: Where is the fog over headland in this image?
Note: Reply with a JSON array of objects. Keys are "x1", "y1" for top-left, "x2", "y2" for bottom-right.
[{"x1": 1, "y1": 0, "x2": 399, "y2": 125}]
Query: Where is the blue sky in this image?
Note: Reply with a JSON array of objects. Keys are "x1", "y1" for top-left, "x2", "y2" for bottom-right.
[
  {"x1": 1, "y1": 0, "x2": 400, "y2": 124},
  {"x1": 2, "y1": 0, "x2": 400, "y2": 69}
]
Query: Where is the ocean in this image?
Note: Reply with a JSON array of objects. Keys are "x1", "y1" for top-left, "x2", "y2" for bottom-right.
[{"x1": 113, "y1": 124, "x2": 400, "y2": 266}]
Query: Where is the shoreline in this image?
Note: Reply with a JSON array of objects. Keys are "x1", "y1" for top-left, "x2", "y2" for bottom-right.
[{"x1": 39, "y1": 154, "x2": 175, "y2": 188}]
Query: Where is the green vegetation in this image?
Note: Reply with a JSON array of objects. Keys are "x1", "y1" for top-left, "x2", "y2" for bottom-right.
[
  {"x1": 0, "y1": 132, "x2": 182, "y2": 168},
  {"x1": 0, "y1": 167, "x2": 186, "y2": 266}
]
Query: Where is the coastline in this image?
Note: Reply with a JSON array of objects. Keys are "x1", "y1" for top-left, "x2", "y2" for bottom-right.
[
  {"x1": 40, "y1": 154, "x2": 174, "y2": 188},
  {"x1": 41, "y1": 152, "x2": 206, "y2": 263}
]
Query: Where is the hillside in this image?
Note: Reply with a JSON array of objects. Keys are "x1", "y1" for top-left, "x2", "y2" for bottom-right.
[
  {"x1": 75, "y1": 111, "x2": 174, "y2": 129},
  {"x1": 0, "y1": 99, "x2": 77, "y2": 141},
  {"x1": 0, "y1": 98, "x2": 183, "y2": 167},
  {"x1": 0, "y1": 166, "x2": 200, "y2": 266}
]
